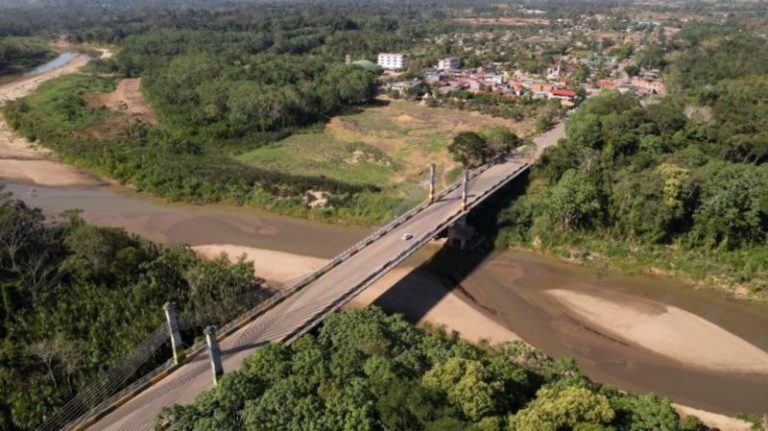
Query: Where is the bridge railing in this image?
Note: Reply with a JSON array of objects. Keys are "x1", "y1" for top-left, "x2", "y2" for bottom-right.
[
  {"x1": 283, "y1": 159, "x2": 532, "y2": 344},
  {"x1": 49, "y1": 153, "x2": 529, "y2": 431}
]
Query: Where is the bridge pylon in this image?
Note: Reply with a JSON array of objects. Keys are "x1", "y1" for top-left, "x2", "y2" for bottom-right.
[
  {"x1": 428, "y1": 163, "x2": 436, "y2": 203},
  {"x1": 163, "y1": 302, "x2": 185, "y2": 365},
  {"x1": 204, "y1": 326, "x2": 224, "y2": 385},
  {"x1": 461, "y1": 169, "x2": 469, "y2": 211}
]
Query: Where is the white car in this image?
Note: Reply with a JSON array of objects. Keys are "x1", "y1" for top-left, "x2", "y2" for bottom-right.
[{"x1": 401, "y1": 233, "x2": 413, "y2": 241}]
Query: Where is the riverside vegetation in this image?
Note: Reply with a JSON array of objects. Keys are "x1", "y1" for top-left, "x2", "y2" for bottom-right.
[
  {"x1": 0, "y1": 189, "x2": 711, "y2": 431},
  {"x1": 1, "y1": 1, "x2": 550, "y2": 225},
  {"x1": 0, "y1": 37, "x2": 54, "y2": 76},
  {"x1": 477, "y1": 24, "x2": 768, "y2": 298},
  {"x1": 156, "y1": 307, "x2": 706, "y2": 431},
  {"x1": 0, "y1": 187, "x2": 261, "y2": 430}
]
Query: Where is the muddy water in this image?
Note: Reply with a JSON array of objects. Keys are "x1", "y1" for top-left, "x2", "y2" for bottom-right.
[
  {"x1": 2, "y1": 182, "x2": 368, "y2": 258},
  {"x1": 25, "y1": 52, "x2": 78, "y2": 75},
  {"x1": 4, "y1": 181, "x2": 768, "y2": 415},
  {"x1": 0, "y1": 52, "x2": 78, "y2": 85},
  {"x1": 438, "y1": 250, "x2": 768, "y2": 415}
]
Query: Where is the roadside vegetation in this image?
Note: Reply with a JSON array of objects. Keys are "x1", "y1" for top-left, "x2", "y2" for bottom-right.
[
  {"x1": 480, "y1": 24, "x2": 768, "y2": 299},
  {"x1": 157, "y1": 307, "x2": 706, "y2": 431},
  {"x1": 0, "y1": 37, "x2": 54, "y2": 76},
  {"x1": 0, "y1": 187, "x2": 261, "y2": 431}
]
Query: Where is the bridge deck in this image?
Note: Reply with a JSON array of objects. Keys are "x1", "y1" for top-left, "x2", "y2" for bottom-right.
[{"x1": 88, "y1": 123, "x2": 565, "y2": 431}]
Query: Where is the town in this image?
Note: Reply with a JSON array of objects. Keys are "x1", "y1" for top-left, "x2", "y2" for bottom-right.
[{"x1": 368, "y1": 12, "x2": 670, "y2": 109}]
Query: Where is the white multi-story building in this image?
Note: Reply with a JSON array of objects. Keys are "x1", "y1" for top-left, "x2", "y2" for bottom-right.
[
  {"x1": 378, "y1": 53, "x2": 408, "y2": 70},
  {"x1": 437, "y1": 57, "x2": 461, "y2": 70}
]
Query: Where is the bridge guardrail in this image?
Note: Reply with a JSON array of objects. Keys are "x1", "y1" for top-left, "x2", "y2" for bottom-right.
[
  {"x1": 283, "y1": 160, "x2": 531, "y2": 344},
  {"x1": 59, "y1": 153, "x2": 529, "y2": 431}
]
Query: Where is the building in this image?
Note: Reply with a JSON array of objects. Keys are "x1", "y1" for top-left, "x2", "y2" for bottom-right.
[
  {"x1": 437, "y1": 57, "x2": 461, "y2": 70},
  {"x1": 548, "y1": 87, "x2": 578, "y2": 107},
  {"x1": 631, "y1": 69, "x2": 666, "y2": 95},
  {"x1": 385, "y1": 79, "x2": 421, "y2": 96},
  {"x1": 596, "y1": 79, "x2": 616, "y2": 89},
  {"x1": 378, "y1": 53, "x2": 408, "y2": 70}
]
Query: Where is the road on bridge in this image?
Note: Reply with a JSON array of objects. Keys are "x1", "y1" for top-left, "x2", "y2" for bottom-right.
[{"x1": 88, "y1": 122, "x2": 566, "y2": 431}]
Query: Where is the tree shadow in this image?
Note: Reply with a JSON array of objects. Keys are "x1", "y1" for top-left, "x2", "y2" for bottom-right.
[{"x1": 369, "y1": 171, "x2": 532, "y2": 323}]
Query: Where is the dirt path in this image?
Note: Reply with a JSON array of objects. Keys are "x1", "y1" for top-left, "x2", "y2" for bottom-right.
[{"x1": 0, "y1": 52, "x2": 103, "y2": 186}]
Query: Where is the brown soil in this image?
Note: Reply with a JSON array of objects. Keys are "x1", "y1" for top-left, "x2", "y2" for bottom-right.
[{"x1": 83, "y1": 78, "x2": 158, "y2": 137}]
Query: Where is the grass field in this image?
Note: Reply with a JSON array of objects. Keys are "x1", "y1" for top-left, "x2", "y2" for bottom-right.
[{"x1": 236, "y1": 98, "x2": 536, "y2": 195}]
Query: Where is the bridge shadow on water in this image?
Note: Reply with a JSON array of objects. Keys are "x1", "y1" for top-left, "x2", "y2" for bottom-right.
[{"x1": 369, "y1": 169, "x2": 532, "y2": 324}]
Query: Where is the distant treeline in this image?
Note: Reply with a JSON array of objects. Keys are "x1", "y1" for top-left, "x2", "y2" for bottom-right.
[{"x1": 0, "y1": 37, "x2": 54, "y2": 75}]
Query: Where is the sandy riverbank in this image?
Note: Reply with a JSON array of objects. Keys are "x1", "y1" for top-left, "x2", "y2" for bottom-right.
[
  {"x1": 673, "y1": 404, "x2": 752, "y2": 431},
  {"x1": 0, "y1": 52, "x2": 103, "y2": 187},
  {"x1": 192, "y1": 243, "x2": 757, "y2": 430},
  {"x1": 192, "y1": 243, "x2": 520, "y2": 344},
  {"x1": 546, "y1": 288, "x2": 768, "y2": 374}
]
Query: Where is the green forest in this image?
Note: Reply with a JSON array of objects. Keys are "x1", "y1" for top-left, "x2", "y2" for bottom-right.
[
  {"x1": 0, "y1": 187, "x2": 262, "y2": 430},
  {"x1": 2, "y1": 23, "x2": 391, "y2": 223},
  {"x1": 0, "y1": 37, "x2": 54, "y2": 75},
  {"x1": 157, "y1": 307, "x2": 705, "y2": 431},
  {"x1": 482, "y1": 24, "x2": 768, "y2": 297}
]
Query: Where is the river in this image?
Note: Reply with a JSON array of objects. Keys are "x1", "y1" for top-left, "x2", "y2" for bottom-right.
[{"x1": 1, "y1": 54, "x2": 767, "y2": 418}]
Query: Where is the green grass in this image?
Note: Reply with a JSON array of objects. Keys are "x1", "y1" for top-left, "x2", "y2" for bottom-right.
[
  {"x1": 15, "y1": 73, "x2": 115, "y2": 133},
  {"x1": 236, "y1": 132, "x2": 398, "y2": 186}
]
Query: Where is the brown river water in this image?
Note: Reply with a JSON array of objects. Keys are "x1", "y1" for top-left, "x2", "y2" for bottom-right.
[{"x1": 4, "y1": 181, "x2": 768, "y2": 416}]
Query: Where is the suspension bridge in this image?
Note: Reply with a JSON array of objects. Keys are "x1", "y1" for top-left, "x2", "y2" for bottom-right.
[{"x1": 41, "y1": 123, "x2": 565, "y2": 431}]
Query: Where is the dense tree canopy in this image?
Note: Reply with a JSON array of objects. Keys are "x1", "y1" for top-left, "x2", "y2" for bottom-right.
[
  {"x1": 157, "y1": 307, "x2": 701, "y2": 431},
  {"x1": 0, "y1": 188, "x2": 262, "y2": 431},
  {"x1": 0, "y1": 36, "x2": 53, "y2": 75},
  {"x1": 487, "y1": 24, "x2": 768, "y2": 294}
]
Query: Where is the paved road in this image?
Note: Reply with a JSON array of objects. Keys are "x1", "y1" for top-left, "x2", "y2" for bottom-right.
[{"x1": 88, "y1": 123, "x2": 566, "y2": 431}]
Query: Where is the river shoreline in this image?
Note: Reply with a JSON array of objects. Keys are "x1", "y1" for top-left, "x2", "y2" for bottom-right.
[{"x1": 0, "y1": 50, "x2": 765, "y2": 426}]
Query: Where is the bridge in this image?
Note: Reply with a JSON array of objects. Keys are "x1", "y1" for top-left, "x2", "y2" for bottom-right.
[{"x1": 58, "y1": 123, "x2": 565, "y2": 431}]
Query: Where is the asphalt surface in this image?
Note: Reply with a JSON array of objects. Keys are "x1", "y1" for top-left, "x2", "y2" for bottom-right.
[{"x1": 88, "y1": 122, "x2": 566, "y2": 431}]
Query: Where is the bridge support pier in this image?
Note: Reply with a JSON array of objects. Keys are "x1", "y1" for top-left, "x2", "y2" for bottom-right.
[
  {"x1": 447, "y1": 215, "x2": 475, "y2": 250},
  {"x1": 428, "y1": 163, "x2": 436, "y2": 203},
  {"x1": 163, "y1": 302, "x2": 185, "y2": 366},
  {"x1": 204, "y1": 326, "x2": 224, "y2": 385}
]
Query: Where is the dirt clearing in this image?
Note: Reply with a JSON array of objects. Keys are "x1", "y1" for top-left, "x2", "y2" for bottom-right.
[{"x1": 84, "y1": 78, "x2": 158, "y2": 134}]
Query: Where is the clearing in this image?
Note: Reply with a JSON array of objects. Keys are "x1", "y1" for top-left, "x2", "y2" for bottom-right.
[
  {"x1": 236, "y1": 98, "x2": 536, "y2": 194},
  {"x1": 83, "y1": 77, "x2": 158, "y2": 136}
]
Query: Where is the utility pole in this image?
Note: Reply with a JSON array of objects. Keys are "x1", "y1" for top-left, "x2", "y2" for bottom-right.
[
  {"x1": 163, "y1": 302, "x2": 185, "y2": 366},
  {"x1": 461, "y1": 169, "x2": 469, "y2": 211},
  {"x1": 204, "y1": 326, "x2": 224, "y2": 385},
  {"x1": 428, "y1": 163, "x2": 436, "y2": 203}
]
